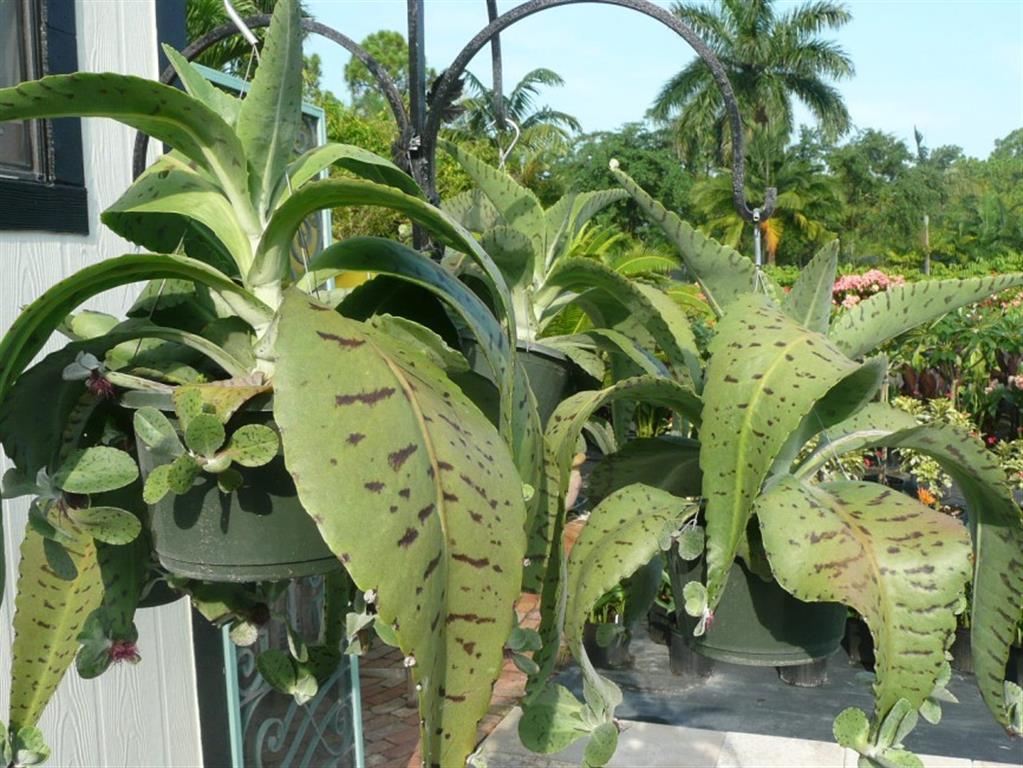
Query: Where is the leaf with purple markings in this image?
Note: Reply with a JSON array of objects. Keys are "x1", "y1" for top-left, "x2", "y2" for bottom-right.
[
  {"x1": 829, "y1": 274, "x2": 1023, "y2": 359},
  {"x1": 610, "y1": 167, "x2": 756, "y2": 316},
  {"x1": 53, "y1": 447, "x2": 139, "y2": 495},
  {"x1": 756, "y1": 477, "x2": 970, "y2": 724},
  {"x1": 272, "y1": 291, "x2": 526, "y2": 767},
  {"x1": 782, "y1": 240, "x2": 838, "y2": 333},
  {"x1": 699, "y1": 295, "x2": 885, "y2": 613},
  {"x1": 799, "y1": 414, "x2": 1023, "y2": 731},
  {"x1": 9, "y1": 527, "x2": 102, "y2": 729}
]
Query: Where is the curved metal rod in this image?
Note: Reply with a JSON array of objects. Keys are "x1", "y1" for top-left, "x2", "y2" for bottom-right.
[
  {"x1": 424, "y1": 0, "x2": 776, "y2": 223},
  {"x1": 132, "y1": 15, "x2": 409, "y2": 179}
]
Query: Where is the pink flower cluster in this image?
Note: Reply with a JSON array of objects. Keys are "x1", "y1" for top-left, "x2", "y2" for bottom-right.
[{"x1": 832, "y1": 269, "x2": 906, "y2": 309}]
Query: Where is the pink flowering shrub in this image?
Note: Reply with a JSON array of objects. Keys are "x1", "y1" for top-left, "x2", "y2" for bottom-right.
[{"x1": 832, "y1": 269, "x2": 906, "y2": 309}]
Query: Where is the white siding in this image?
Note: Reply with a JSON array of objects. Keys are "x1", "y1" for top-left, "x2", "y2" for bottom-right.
[{"x1": 0, "y1": 2, "x2": 204, "y2": 765}]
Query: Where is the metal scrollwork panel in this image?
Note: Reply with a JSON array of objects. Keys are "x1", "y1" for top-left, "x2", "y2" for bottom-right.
[{"x1": 235, "y1": 577, "x2": 358, "y2": 768}]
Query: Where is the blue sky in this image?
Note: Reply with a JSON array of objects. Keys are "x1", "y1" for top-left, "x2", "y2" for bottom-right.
[{"x1": 305, "y1": 1, "x2": 1023, "y2": 159}]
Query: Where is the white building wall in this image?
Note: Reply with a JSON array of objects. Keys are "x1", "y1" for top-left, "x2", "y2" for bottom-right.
[{"x1": 0, "y1": 2, "x2": 204, "y2": 765}]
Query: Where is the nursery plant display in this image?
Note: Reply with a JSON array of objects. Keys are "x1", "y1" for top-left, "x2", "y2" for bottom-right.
[
  {"x1": 517, "y1": 164, "x2": 1023, "y2": 767},
  {"x1": 0, "y1": 2, "x2": 543, "y2": 765}
]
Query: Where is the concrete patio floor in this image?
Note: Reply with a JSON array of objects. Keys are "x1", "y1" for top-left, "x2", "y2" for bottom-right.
[{"x1": 476, "y1": 630, "x2": 1022, "y2": 768}]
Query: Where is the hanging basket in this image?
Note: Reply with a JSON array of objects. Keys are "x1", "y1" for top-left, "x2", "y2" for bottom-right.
[{"x1": 125, "y1": 391, "x2": 340, "y2": 583}]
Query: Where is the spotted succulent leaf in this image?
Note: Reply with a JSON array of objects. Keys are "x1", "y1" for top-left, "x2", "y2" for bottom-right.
[
  {"x1": 700, "y1": 295, "x2": 886, "y2": 612},
  {"x1": 543, "y1": 189, "x2": 629, "y2": 268},
  {"x1": 441, "y1": 141, "x2": 546, "y2": 256},
  {"x1": 235, "y1": 0, "x2": 303, "y2": 211},
  {"x1": 833, "y1": 707, "x2": 871, "y2": 751},
  {"x1": 0, "y1": 253, "x2": 268, "y2": 404},
  {"x1": 223, "y1": 424, "x2": 279, "y2": 468},
  {"x1": 142, "y1": 464, "x2": 171, "y2": 504},
  {"x1": 102, "y1": 162, "x2": 254, "y2": 274},
  {"x1": 560, "y1": 483, "x2": 698, "y2": 757},
  {"x1": 167, "y1": 454, "x2": 201, "y2": 494},
  {"x1": 161, "y1": 45, "x2": 239, "y2": 125},
  {"x1": 367, "y1": 315, "x2": 469, "y2": 374},
  {"x1": 541, "y1": 259, "x2": 700, "y2": 386},
  {"x1": 52, "y1": 447, "x2": 138, "y2": 495},
  {"x1": 801, "y1": 418, "x2": 1023, "y2": 731},
  {"x1": 281, "y1": 142, "x2": 423, "y2": 204},
  {"x1": 782, "y1": 240, "x2": 838, "y2": 333},
  {"x1": 518, "y1": 683, "x2": 589, "y2": 755},
  {"x1": 442, "y1": 188, "x2": 500, "y2": 233},
  {"x1": 67, "y1": 506, "x2": 141, "y2": 545},
  {"x1": 829, "y1": 274, "x2": 1023, "y2": 359},
  {"x1": 610, "y1": 167, "x2": 755, "y2": 316},
  {"x1": 9, "y1": 528, "x2": 102, "y2": 729},
  {"x1": 272, "y1": 291, "x2": 526, "y2": 766},
  {"x1": 183, "y1": 413, "x2": 226, "y2": 457},
  {"x1": 535, "y1": 377, "x2": 702, "y2": 598},
  {"x1": 174, "y1": 378, "x2": 271, "y2": 424},
  {"x1": 756, "y1": 477, "x2": 970, "y2": 727},
  {"x1": 133, "y1": 407, "x2": 183, "y2": 458}
]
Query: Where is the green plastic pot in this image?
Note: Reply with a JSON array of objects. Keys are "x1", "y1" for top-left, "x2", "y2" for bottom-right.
[
  {"x1": 126, "y1": 391, "x2": 340, "y2": 583},
  {"x1": 456, "y1": 340, "x2": 590, "y2": 427},
  {"x1": 668, "y1": 552, "x2": 846, "y2": 666}
]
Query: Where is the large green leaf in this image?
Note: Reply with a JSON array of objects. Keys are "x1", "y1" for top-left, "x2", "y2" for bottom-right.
[
  {"x1": 542, "y1": 259, "x2": 701, "y2": 386},
  {"x1": 829, "y1": 274, "x2": 1023, "y2": 359},
  {"x1": 235, "y1": 0, "x2": 304, "y2": 211},
  {"x1": 541, "y1": 483, "x2": 696, "y2": 759},
  {"x1": 254, "y1": 180, "x2": 514, "y2": 330},
  {"x1": 794, "y1": 402, "x2": 920, "y2": 478},
  {"x1": 527, "y1": 377, "x2": 702, "y2": 681},
  {"x1": 312, "y1": 238, "x2": 544, "y2": 553},
  {"x1": 757, "y1": 477, "x2": 970, "y2": 721},
  {"x1": 442, "y1": 188, "x2": 500, "y2": 233},
  {"x1": 782, "y1": 240, "x2": 838, "y2": 333},
  {"x1": 102, "y1": 163, "x2": 253, "y2": 273},
  {"x1": 442, "y1": 141, "x2": 546, "y2": 254},
  {"x1": 699, "y1": 296, "x2": 886, "y2": 612},
  {"x1": 611, "y1": 167, "x2": 755, "y2": 316},
  {"x1": 272, "y1": 291, "x2": 526, "y2": 766},
  {"x1": 0, "y1": 254, "x2": 268, "y2": 402},
  {"x1": 0, "y1": 73, "x2": 255, "y2": 231},
  {"x1": 162, "y1": 45, "x2": 240, "y2": 125},
  {"x1": 803, "y1": 416, "x2": 1023, "y2": 731},
  {"x1": 482, "y1": 225, "x2": 536, "y2": 290},
  {"x1": 281, "y1": 143, "x2": 423, "y2": 201},
  {"x1": 9, "y1": 528, "x2": 103, "y2": 728}
]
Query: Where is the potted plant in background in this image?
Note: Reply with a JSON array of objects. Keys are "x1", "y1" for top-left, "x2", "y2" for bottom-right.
[
  {"x1": 0, "y1": 3, "x2": 542, "y2": 765},
  {"x1": 441, "y1": 143, "x2": 703, "y2": 425}
]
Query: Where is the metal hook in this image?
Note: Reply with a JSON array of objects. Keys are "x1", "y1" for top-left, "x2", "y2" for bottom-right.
[{"x1": 223, "y1": 0, "x2": 261, "y2": 60}]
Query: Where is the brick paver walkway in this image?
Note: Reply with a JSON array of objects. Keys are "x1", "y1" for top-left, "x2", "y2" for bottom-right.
[{"x1": 359, "y1": 593, "x2": 542, "y2": 767}]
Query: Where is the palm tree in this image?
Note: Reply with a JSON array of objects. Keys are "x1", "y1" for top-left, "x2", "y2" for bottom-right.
[
  {"x1": 650, "y1": 0, "x2": 853, "y2": 168},
  {"x1": 452, "y1": 68, "x2": 581, "y2": 158}
]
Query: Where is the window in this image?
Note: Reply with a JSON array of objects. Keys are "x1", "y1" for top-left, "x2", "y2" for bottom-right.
[{"x1": 0, "y1": 0, "x2": 88, "y2": 235}]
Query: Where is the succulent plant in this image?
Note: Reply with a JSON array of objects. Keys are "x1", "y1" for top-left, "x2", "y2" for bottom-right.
[
  {"x1": 562, "y1": 165, "x2": 1023, "y2": 765},
  {"x1": 0, "y1": 1, "x2": 541, "y2": 764}
]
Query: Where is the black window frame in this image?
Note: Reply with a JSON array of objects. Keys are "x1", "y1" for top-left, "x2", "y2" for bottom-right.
[{"x1": 0, "y1": 0, "x2": 88, "y2": 236}]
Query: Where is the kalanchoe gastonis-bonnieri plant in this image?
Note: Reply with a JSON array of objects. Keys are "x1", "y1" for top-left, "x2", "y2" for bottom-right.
[
  {"x1": 0, "y1": 1, "x2": 542, "y2": 764},
  {"x1": 552, "y1": 165, "x2": 1022, "y2": 767},
  {"x1": 441, "y1": 143, "x2": 703, "y2": 390}
]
